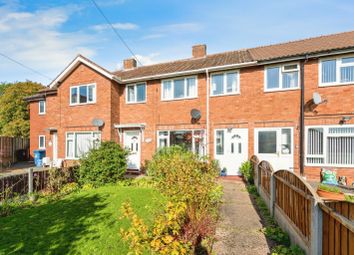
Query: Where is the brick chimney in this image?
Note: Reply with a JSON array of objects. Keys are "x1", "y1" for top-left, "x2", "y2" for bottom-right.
[
  {"x1": 123, "y1": 58, "x2": 137, "y2": 70},
  {"x1": 192, "y1": 44, "x2": 207, "y2": 58}
]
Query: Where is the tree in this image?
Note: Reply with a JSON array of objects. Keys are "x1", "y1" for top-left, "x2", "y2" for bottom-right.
[
  {"x1": 0, "y1": 81, "x2": 44, "y2": 137},
  {"x1": 0, "y1": 82, "x2": 10, "y2": 97}
]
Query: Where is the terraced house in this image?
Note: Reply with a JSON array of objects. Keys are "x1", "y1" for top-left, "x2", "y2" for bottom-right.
[{"x1": 26, "y1": 30, "x2": 354, "y2": 184}]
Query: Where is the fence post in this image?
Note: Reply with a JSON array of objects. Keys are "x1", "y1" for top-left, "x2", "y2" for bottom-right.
[
  {"x1": 270, "y1": 174, "x2": 276, "y2": 216},
  {"x1": 28, "y1": 168, "x2": 33, "y2": 194},
  {"x1": 310, "y1": 200, "x2": 322, "y2": 255}
]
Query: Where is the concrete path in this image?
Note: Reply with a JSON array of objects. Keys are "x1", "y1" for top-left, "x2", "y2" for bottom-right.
[{"x1": 213, "y1": 179, "x2": 273, "y2": 255}]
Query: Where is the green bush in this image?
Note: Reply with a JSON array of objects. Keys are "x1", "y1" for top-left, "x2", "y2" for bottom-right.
[
  {"x1": 147, "y1": 146, "x2": 220, "y2": 207},
  {"x1": 240, "y1": 160, "x2": 253, "y2": 184},
  {"x1": 272, "y1": 244, "x2": 305, "y2": 255},
  {"x1": 60, "y1": 182, "x2": 79, "y2": 195},
  {"x1": 78, "y1": 141, "x2": 128, "y2": 186},
  {"x1": 135, "y1": 146, "x2": 223, "y2": 253},
  {"x1": 46, "y1": 167, "x2": 75, "y2": 193}
]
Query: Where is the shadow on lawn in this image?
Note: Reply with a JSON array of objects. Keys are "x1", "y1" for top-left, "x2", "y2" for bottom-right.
[{"x1": 0, "y1": 193, "x2": 109, "y2": 254}]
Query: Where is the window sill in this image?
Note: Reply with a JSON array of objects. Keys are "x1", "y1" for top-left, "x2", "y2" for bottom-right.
[
  {"x1": 161, "y1": 96, "x2": 198, "y2": 102},
  {"x1": 126, "y1": 101, "x2": 147, "y2": 105},
  {"x1": 38, "y1": 113, "x2": 46, "y2": 115},
  {"x1": 319, "y1": 82, "x2": 354, "y2": 88},
  {"x1": 69, "y1": 102, "x2": 96, "y2": 107},
  {"x1": 264, "y1": 87, "x2": 300, "y2": 93},
  {"x1": 210, "y1": 92, "x2": 240, "y2": 98},
  {"x1": 305, "y1": 163, "x2": 354, "y2": 168}
]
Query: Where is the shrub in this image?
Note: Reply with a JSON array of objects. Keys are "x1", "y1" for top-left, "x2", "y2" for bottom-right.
[
  {"x1": 147, "y1": 146, "x2": 220, "y2": 208},
  {"x1": 272, "y1": 244, "x2": 305, "y2": 255},
  {"x1": 144, "y1": 146, "x2": 222, "y2": 252},
  {"x1": 78, "y1": 141, "x2": 128, "y2": 186},
  {"x1": 60, "y1": 182, "x2": 79, "y2": 195},
  {"x1": 46, "y1": 167, "x2": 75, "y2": 193},
  {"x1": 120, "y1": 201, "x2": 191, "y2": 255},
  {"x1": 240, "y1": 160, "x2": 253, "y2": 184}
]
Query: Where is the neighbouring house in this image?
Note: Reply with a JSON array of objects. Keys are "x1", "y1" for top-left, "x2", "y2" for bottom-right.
[{"x1": 25, "y1": 30, "x2": 354, "y2": 184}]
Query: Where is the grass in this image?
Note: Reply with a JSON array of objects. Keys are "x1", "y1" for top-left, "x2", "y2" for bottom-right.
[{"x1": 0, "y1": 185, "x2": 164, "y2": 255}]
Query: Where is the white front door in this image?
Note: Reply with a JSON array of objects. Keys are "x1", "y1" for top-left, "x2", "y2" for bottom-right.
[
  {"x1": 254, "y1": 127, "x2": 294, "y2": 171},
  {"x1": 214, "y1": 128, "x2": 248, "y2": 175},
  {"x1": 52, "y1": 132, "x2": 58, "y2": 162},
  {"x1": 124, "y1": 130, "x2": 141, "y2": 170}
]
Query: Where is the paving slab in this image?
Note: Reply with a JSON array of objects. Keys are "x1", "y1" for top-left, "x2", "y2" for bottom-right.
[{"x1": 213, "y1": 179, "x2": 273, "y2": 255}]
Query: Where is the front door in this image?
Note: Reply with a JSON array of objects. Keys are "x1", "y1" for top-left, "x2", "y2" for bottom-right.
[
  {"x1": 124, "y1": 130, "x2": 141, "y2": 170},
  {"x1": 214, "y1": 128, "x2": 248, "y2": 175},
  {"x1": 52, "y1": 132, "x2": 58, "y2": 163},
  {"x1": 254, "y1": 127, "x2": 294, "y2": 171}
]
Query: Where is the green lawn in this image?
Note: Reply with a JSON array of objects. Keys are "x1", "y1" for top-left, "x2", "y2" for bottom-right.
[{"x1": 0, "y1": 185, "x2": 164, "y2": 255}]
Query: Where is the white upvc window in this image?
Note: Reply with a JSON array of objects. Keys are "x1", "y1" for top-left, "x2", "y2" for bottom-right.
[
  {"x1": 38, "y1": 135, "x2": 46, "y2": 149},
  {"x1": 39, "y1": 100, "x2": 46, "y2": 115},
  {"x1": 161, "y1": 76, "x2": 197, "y2": 100},
  {"x1": 319, "y1": 55, "x2": 354, "y2": 86},
  {"x1": 157, "y1": 130, "x2": 205, "y2": 156},
  {"x1": 306, "y1": 125, "x2": 354, "y2": 167},
  {"x1": 70, "y1": 83, "x2": 96, "y2": 105},
  {"x1": 211, "y1": 70, "x2": 240, "y2": 96},
  {"x1": 264, "y1": 63, "x2": 299, "y2": 92},
  {"x1": 126, "y1": 83, "x2": 146, "y2": 103},
  {"x1": 66, "y1": 131, "x2": 101, "y2": 159}
]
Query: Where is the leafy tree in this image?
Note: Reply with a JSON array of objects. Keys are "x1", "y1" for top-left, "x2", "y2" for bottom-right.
[
  {"x1": 0, "y1": 82, "x2": 10, "y2": 97},
  {"x1": 0, "y1": 81, "x2": 43, "y2": 137}
]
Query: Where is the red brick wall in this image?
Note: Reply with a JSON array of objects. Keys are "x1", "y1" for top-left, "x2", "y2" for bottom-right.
[
  {"x1": 29, "y1": 63, "x2": 117, "y2": 160},
  {"x1": 29, "y1": 56, "x2": 354, "y2": 184}
]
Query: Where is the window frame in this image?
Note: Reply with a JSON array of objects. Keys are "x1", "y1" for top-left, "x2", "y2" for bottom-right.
[
  {"x1": 65, "y1": 131, "x2": 101, "y2": 159},
  {"x1": 38, "y1": 100, "x2": 46, "y2": 115},
  {"x1": 264, "y1": 62, "x2": 300, "y2": 92},
  {"x1": 210, "y1": 70, "x2": 240, "y2": 97},
  {"x1": 156, "y1": 129, "x2": 205, "y2": 155},
  {"x1": 38, "y1": 135, "x2": 46, "y2": 149},
  {"x1": 305, "y1": 124, "x2": 354, "y2": 168},
  {"x1": 125, "y1": 82, "x2": 147, "y2": 104},
  {"x1": 161, "y1": 76, "x2": 198, "y2": 101},
  {"x1": 319, "y1": 54, "x2": 354, "y2": 87},
  {"x1": 69, "y1": 83, "x2": 96, "y2": 106}
]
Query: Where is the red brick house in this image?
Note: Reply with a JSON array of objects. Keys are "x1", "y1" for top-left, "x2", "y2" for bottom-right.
[{"x1": 26, "y1": 30, "x2": 354, "y2": 184}]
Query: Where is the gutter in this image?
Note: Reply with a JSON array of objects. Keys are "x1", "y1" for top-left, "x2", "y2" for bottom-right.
[
  {"x1": 118, "y1": 61, "x2": 257, "y2": 84},
  {"x1": 206, "y1": 68, "x2": 210, "y2": 157}
]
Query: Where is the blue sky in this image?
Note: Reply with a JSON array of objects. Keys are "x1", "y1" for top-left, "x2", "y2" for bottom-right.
[{"x1": 0, "y1": 0, "x2": 354, "y2": 85}]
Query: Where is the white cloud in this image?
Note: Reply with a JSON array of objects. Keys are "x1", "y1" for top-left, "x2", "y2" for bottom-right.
[
  {"x1": 153, "y1": 22, "x2": 202, "y2": 33},
  {"x1": 91, "y1": 22, "x2": 139, "y2": 31},
  {"x1": 0, "y1": 4, "x2": 97, "y2": 83},
  {"x1": 141, "y1": 33, "x2": 165, "y2": 40}
]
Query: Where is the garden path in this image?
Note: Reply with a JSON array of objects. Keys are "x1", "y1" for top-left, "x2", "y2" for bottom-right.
[{"x1": 213, "y1": 178, "x2": 272, "y2": 255}]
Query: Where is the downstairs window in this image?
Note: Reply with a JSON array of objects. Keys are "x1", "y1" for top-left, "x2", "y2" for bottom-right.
[
  {"x1": 306, "y1": 125, "x2": 354, "y2": 167},
  {"x1": 66, "y1": 131, "x2": 101, "y2": 159}
]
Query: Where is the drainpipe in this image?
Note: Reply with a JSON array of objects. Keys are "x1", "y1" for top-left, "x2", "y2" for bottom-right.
[
  {"x1": 299, "y1": 55, "x2": 308, "y2": 176},
  {"x1": 206, "y1": 69, "x2": 210, "y2": 157}
]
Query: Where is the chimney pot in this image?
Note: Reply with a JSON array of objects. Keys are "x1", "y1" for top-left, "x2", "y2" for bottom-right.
[
  {"x1": 123, "y1": 58, "x2": 137, "y2": 70},
  {"x1": 192, "y1": 44, "x2": 207, "y2": 58}
]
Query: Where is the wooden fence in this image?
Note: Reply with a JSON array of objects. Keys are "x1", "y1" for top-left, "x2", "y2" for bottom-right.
[
  {"x1": 0, "y1": 136, "x2": 29, "y2": 167},
  {"x1": 251, "y1": 155, "x2": 354, "y2": 255},
  {"x1": 259, "y1": 160, "x2": 272, "y2": 198},
  {"x1": 274, "y1": 170, "x2": 313, "y2": 243},
  {"x1": 0, "y1": 169, "x2": 49, "y2": 200},
  {"x1": 320, "y1": 201, "x2": 354, "y2": 255}
]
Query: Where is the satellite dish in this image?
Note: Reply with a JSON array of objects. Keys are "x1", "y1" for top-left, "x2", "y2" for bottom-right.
[
  {"x1": 313, "y1": 92, "x2": 322, "y2": 105},
  {"x1": 191, "y1": 109, "x2": 201, "y2": 120},
  {"x1": 92, "y1": 118, "x2": 104, "y2": 127}
]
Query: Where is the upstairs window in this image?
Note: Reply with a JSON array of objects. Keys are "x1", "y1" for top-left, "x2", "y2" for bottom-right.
[
  {"x1": 265, "y1": 63, "x2": 299, "y2": 91},
  {"x1": 211, "y1": 71, "x2": 239, "y2": 96},
  {"x1": 320, "y1": 56, "x2": 354, "y2": 86},
  {"x1": 70, "y1": 84, "x2": 96, "y2": 105},
  {"x1": 39, "y1": 100, "x2": 46, "y2": 115},
  {"x1": 126, "y1": 83, "x2": 146, "y2": 103},
  {"x1": 161, "y1": 77, "x2": 197, "y2": 100}
]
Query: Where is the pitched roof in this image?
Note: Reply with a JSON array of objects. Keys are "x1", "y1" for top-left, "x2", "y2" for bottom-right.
[
  {"x1": 249, "y1": 30, "x2": 354, "y2": 61},
  {"x1": 114, "y1": 30, "x2": 354, "y2": 80},
  {"x1": 114, "y1": 50, "x2": 253, "y2": 80}
]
